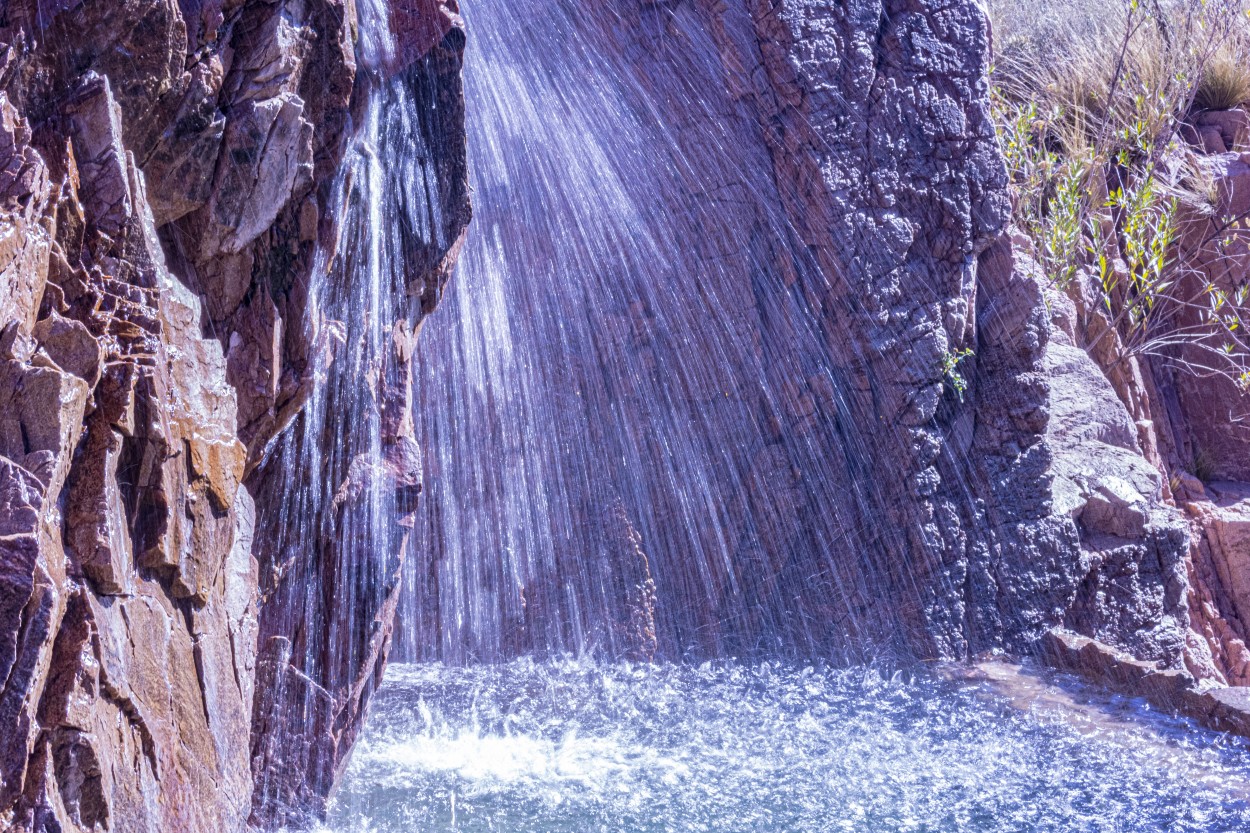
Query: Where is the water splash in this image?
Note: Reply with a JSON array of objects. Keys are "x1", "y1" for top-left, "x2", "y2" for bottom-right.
[{"x1": 321, "y1": 660, "x2": 1250, "y2": 833}]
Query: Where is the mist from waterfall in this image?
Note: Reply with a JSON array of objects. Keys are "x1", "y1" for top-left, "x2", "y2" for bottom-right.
[{"x1": 399, "y1": 0, "x2": 912, "y2": 664}]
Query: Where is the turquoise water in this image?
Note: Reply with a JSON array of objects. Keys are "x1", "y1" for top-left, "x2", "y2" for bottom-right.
[{"x1": 321, "y1": 660, "x2": 1250, "y2": 833}]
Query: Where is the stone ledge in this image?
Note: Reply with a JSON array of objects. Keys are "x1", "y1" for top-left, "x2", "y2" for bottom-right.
[{"x1": 1043, "y1": 627, "x2": 1250, "y2": 737}]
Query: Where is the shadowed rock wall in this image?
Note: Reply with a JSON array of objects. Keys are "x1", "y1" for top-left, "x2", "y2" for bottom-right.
[
  {"x1": 698, "y1": 0, "x2": 1191, "y2": 668},
  {"x1": 727, "y1": 0, "x2": 1080, "y2": 656},
  {"x1": 247, "y1": 19, "x2": 469, "y2": 826}
]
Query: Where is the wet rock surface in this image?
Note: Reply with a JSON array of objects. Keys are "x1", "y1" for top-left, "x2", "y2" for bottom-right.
[
  {"x1": 248, "y1": 24, "x2": 469, "y2": 823},
  {"x1": 0, "y1": 0, "x2": 466, "y2": 829},
  {"x1": 689, "y1": 0, "x2": 1232, "y2": 682}
]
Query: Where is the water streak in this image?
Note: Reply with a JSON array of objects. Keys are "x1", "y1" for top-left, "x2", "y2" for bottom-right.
[
  {"x1": 402, "y1": 0, "x2": 901, "y2": 664},
  {"x1": 250, "y1": 4, "x2": 457, "y2": 817}
]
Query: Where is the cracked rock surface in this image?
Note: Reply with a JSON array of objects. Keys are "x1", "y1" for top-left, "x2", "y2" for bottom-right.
[{"x1": 0, "y1": 0, "x2": 466, "y2": 829}]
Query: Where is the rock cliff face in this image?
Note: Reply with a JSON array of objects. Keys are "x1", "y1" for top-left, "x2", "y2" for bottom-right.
[
  {"x1": 2, "y1": 0, "x2": 1250, "y2": 829},
  {"x1": 670, "y1": 0, "x2": 1228, "y2": 687},
  {"x1": 665, "y1": 0, "x2": 1247, "y2": 707},
  {"x1": 0, "y1": 0, "x2": 466, "y2": 830},
  {"x1": 406, "y1": 0, "x2": 1195, "y2": 675},
  {"x1": 727, "y1": 0, "x2": 1081, "y2": 657},
  {"x1": 684, "y1": 0, "x2": 1193, "y2": 671}
]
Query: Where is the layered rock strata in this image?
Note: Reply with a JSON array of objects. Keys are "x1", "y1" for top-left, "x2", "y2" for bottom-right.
[{"x1": 0, "y1": 0, "x2": 467, "y2": 829}]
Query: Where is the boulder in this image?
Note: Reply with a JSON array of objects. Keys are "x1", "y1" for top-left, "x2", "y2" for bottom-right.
[
  {"x1": 32, "y1": 313, "x2": 103, "y2": 385},
  {"x1": 1196, "y1": 108, "x2": 1250, "y2": 152}
]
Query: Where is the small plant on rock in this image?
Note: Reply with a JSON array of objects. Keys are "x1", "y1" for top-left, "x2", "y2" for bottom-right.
[{"x1": 942, "y1": 348, "x2": 975, "y2": 402}]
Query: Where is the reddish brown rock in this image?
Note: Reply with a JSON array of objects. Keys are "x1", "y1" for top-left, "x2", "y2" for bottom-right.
[
  {"x1": 1196, "y1": 483, "x2": 1250, "y2": 625},
  {"x1": 31, "y1": 314, "x2": 103, "y2": 385},
  {"x1": 0, "y1": 93, "x2": 53, "y2": 338},
  {"x1": 0, "y1": 0, "x2": 455, "y2": 829},
  {"x1": 0, "y1": 71, "x2": 257, "y2": 827},
  {"x1": 387, "y1": 0, "x2": 462, "y2": 75},
  {"x1": 8, "y1": 0, "x2": 1250, "y2": 827},
  {"x1": 1044, "y1": 627, "x2": 1250, "y2": 737},
  {"x1": 1156, "y1": 152, "x2": 1250, "y2": 482},
  {"x1": 1196, "y1": 108, "x2": 1250, "y2": 153}
]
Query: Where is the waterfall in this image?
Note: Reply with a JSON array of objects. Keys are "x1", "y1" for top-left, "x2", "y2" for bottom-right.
[
  {"x1": 244, "y1": 2, "x2": 1250, "y2": 831},
  {"x1": 399, "y1": 1, "x2": 901, "y2": 664},
  {"x1": 249, "y1": 2, "x2": 463, "y2": 821}
]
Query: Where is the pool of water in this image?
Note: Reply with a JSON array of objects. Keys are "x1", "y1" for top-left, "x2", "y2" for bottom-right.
[{"x1": 319, "y1": 660, "x2": 1250, "y2": 833}]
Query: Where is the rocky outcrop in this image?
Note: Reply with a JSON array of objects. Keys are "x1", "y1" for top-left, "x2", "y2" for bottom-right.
[
  {"x1": 248, "y1": 13, "x2": 469, "y2": 824},
  {"x1": 1127, "y1": 144, "x2": 1250, "y2": 697},
  {"x1": 0, "y1": 68, "x2": 255, "y2": 830},
  {"x1": 4, "y1": 0, "x2": 1250, "y2": 826},
  {"x1": 700, "y1": 0, "x2": 1190, "y2": 666},
  {"x1": 723, "y1": 0, "x2": 1249, "y2": 690},
  {"x1": 0, "y1": 0, "x2": 467, "y2": 830}
]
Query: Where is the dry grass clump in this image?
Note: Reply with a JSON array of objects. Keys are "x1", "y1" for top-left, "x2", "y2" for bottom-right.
[
  {"x1": 1194, "y1": 43, "x2": 1250, "y2": 111},
  {"x1": 989, "y1": 0, "x2": 1241, "y2": 156}
]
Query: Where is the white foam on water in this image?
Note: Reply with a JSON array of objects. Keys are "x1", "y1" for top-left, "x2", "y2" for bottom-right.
[
  {"x1": 356, "y1": 726, "x2": 690, "y2": 797},
  {"x1": 320, "y1": 660, "x2": 1250, "y2": 833}
]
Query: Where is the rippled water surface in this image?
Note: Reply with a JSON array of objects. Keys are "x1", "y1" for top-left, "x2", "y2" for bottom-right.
[{"x1": 321, "y1": 661, "x2": 1250, "y2": 832}]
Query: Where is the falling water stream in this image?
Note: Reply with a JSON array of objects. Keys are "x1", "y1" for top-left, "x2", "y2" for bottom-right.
[
  {"x1": 251, "y1": 0, "x2": 451, "y2": 816},
  {"x1": 303, "y1": 1, "x2": 1250, "y2": 830},
  {"x1": 399, "y1": 0, "x2": 883, "y2": 666}
]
